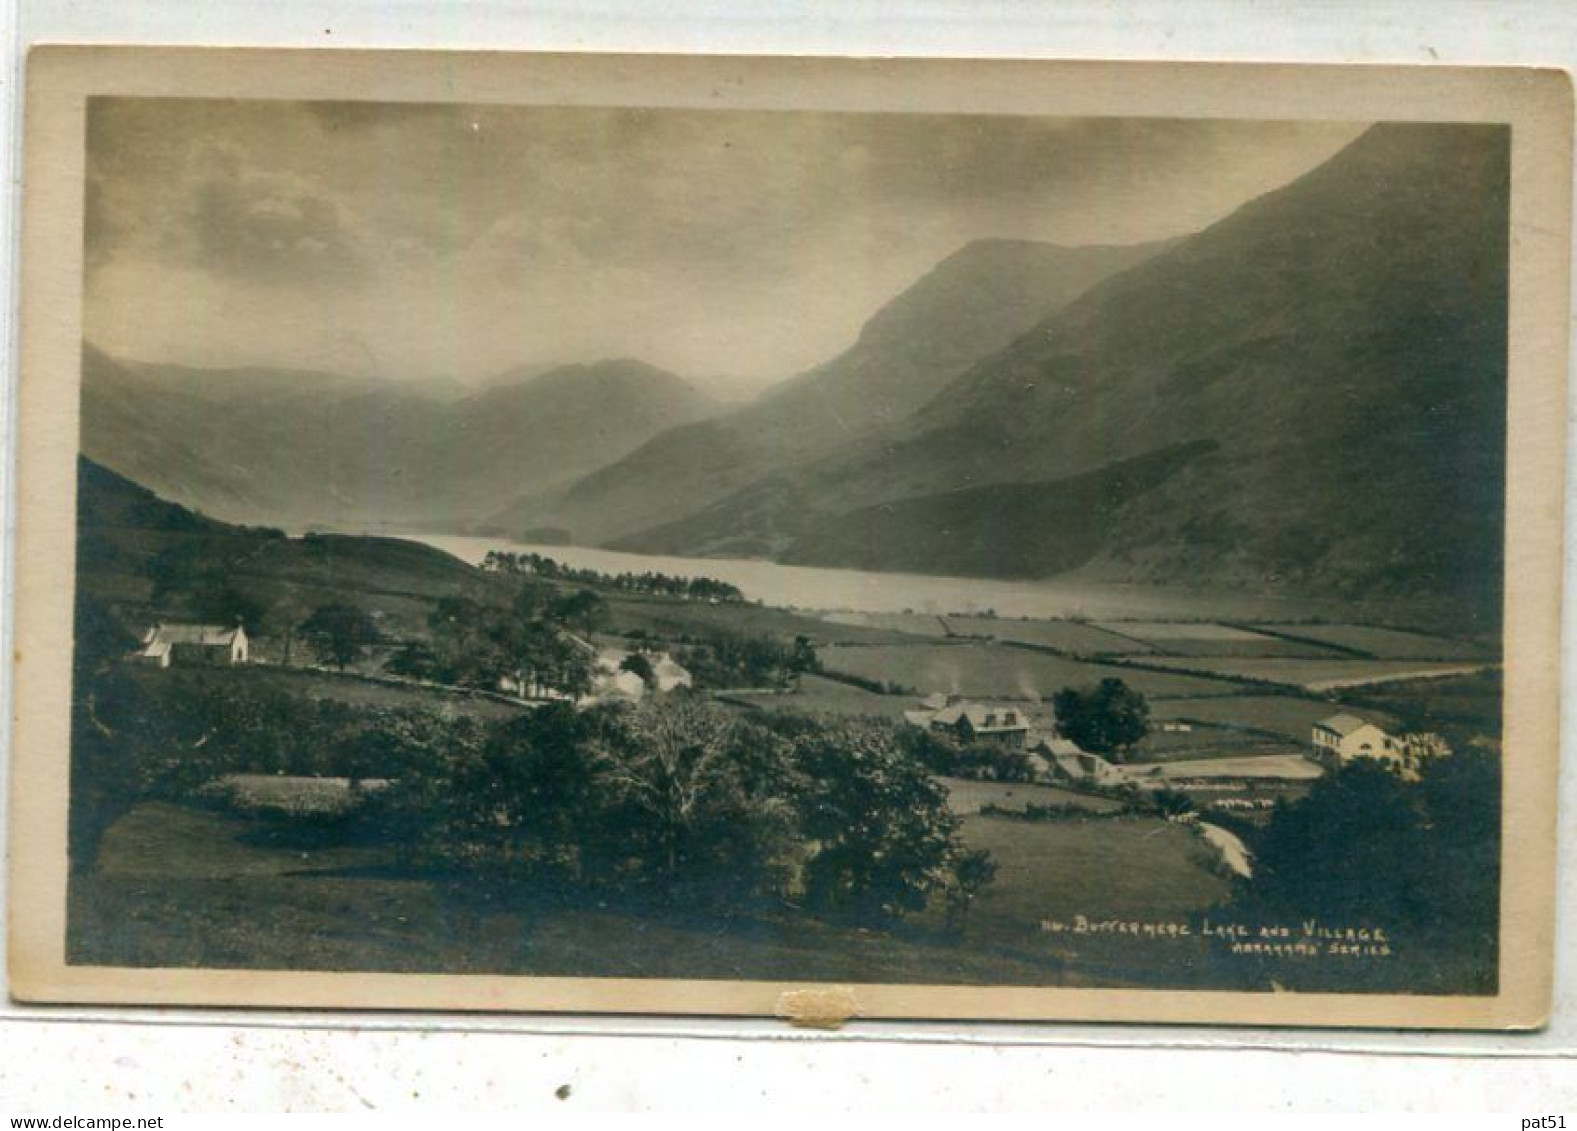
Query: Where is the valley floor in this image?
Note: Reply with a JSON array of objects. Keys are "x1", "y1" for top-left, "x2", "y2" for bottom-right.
[
  {"x1": 72, "y1": 528, "x2": 1503, "y2": 995},
  {"x1": 67, "y1": 800, "x2": 1241, "y2": 989}
]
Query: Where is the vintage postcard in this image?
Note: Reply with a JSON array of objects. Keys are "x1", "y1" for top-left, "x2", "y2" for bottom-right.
[{"x1": 8, "y1": 48, "x2": 1570, "y2": 1028}]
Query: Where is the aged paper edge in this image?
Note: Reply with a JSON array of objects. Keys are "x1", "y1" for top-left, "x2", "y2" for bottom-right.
[{"x1": 8, "y1": 47, "x2": 1570, "y2": 1029}]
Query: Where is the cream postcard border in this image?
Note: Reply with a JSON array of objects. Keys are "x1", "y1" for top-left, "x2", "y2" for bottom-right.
[{"x1": 9, "y1": 47, "x2": 1570, "y2": 1028}]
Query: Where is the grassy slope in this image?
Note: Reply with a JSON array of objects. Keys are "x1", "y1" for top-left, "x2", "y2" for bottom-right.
[
  {"x1": 126, "y1": 665, "x2": 532, "y2": 723},
  {"x1": 1251, "y1": 622, "x2": 1496, "y2": 661},
  {"x1": 78, "y1": 456, "x2": 490, "y2": 643},
  {"x1": 71, "y1": 801, "x2": 1240, "y2": 989},
  {"x1": 819, "y1": 642, "x2": 1253, "y2": 700},
  {"x1": 1128, "y1": 656, "x2": 1495, "y2": 692}
]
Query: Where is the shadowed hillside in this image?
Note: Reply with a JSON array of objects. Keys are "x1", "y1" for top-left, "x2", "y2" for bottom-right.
[
  {"x1": 612, "y1": 123, "x2": 1509, "y2": 619},
  {"x1": 81, "y1": 349, "x2": 719, "y2": 531},
  {"x1": 501, "y1": 238, "x2": 1167, "y2": 544}
]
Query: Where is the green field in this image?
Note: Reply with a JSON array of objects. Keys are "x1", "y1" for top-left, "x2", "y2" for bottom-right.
[
  {"x1": 816, "y1": 611, "x2": 953, "y2": 638},
  {"x1": 1127, "y1": 657, "x2": 1496, "y2": 692},
  {"x1": 127, "y1": 664, "x2": 533, "y2": 722},
  {"x1": 1090, "y1": 621, "x2": 1342, "y2": 658},
  {"x1": 606, "y1": 595, "x2": 910, "y2": 646},
  {"x1": 1125, "y1": 753, "x2": 1323, "y2": 782},
  {"x1": 940, "y1": 617, "x2": 1158, "y2": 655},
  {"x1": 714, "y1": 673, "x2": 916, "y2": 720},
  {"x1": 1149, "y1": 695, "x2": 1399, "y2": 741},
  {"x1": 820, "y1": 643, "x2": 1249, "y2": 700},
  {"x1": 939, "y1": 777, "x2": 1123, "y2": 815},
  {"x1": 70, "y1": 801, "x2": 1237, "y2": 988},
  {"x1": 1252, "y1": 623, "x2": 1494, "y2": 660},
  {"x1": 1130, "y1": 723, "x2": 1292, "y2": 759},
  {"x1": 1341, "y1": 669, "x2": 1503, "y2": 735},
  {"x1": 958, "y1": 813, "x2": 1233, "y2": 936}
]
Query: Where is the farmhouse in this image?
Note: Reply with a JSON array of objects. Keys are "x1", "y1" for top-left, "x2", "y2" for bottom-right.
[
  {"x1": 136, "y1": 622, "x2": 250, "y2": 668},
  {"x1": 927, "y1": 701, "x2": 1032, "y2": 748},
  {"x1": 1311, "y1": 713, "x2": 1451, "y2": 779},
  {"x1": 569, "y1": 635, "x2": 693, "y2": 703},
  {"x1": 1311, "y1": 713, "x2": 1393, "y2": 764}
]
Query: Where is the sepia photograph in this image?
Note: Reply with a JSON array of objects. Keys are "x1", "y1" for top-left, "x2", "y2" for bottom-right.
[{"x1": 8, "y1": 49, "x2": 1569, "y2": 1027}]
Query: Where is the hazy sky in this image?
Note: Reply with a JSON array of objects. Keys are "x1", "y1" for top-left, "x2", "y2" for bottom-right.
[{"x1": 84, "y1": 98, "x2": 1366, "y2": 395}]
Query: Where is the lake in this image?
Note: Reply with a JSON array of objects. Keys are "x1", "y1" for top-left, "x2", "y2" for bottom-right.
[{"x1": 401, "y1": 533, "x2": 1372, "y2": 623}]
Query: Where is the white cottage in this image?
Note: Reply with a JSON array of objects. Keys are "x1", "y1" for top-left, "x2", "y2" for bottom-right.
[
  {"x1": 137, "y1": 622, "x2": 250, "y2": 668},
  {"x1": 1311, "y1": 713, "x2": 1395, "y2": 766}
]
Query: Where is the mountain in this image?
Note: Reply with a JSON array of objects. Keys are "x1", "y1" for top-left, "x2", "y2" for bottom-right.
[
  {"x1": 613, "y1": 123, "x2": 1510, "y2": 614},
  {"x1": 495, "y1": 238, "x2": 1167, "y2": 543},
  {"x1": 75, "y1": 455, "x2": 489, "y2": 642},
  {"x1": 80, "y1": 348, "x2": 719, "y2": 531}
]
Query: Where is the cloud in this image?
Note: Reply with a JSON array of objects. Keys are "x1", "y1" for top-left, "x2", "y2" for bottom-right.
[
  {"x1": 82, "y1": 97, "x2": 1367, "y2": 389},
  {"x1": 184, "y1": 159, "x2": 368, "y2": 283}
]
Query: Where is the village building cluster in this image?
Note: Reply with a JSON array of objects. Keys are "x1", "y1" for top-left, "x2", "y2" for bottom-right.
[
  {"x1": 132, "y1": 619, "x2": 690, "y2": 706},
  {"x1": 902, "y1": 691, "x2": 1452, "y2": 789},
  {"x1": 130, "y1": 621, "x2": 1448, "y2": 784}
]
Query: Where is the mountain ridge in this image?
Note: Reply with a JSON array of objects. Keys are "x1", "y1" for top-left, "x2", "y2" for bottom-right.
[
  {"x1": 80, "y1": 345, "x2": 720, "y2": 531},
  {"x1": 494, "y1": 235, "x2": 1170, "y2": 543},
  {"x1": 608, "y1": 122, "x2": 1510, "y2": 617}
]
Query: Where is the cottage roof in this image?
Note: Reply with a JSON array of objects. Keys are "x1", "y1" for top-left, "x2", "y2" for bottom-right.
[
  {"x1": 1042, "y1": 750, "x2": 1117, "y2": 780},
  {"x1": 143, "y1": 623, "x2": 242, "y2": 647},
  {"x1": 1033, "y1": 735, "x2": 1087, "y2": 757},
  {"x1": 1316, "y1": 713, "x2": 1371, "y2": 737},
  {"x1": 931, "y1": 702, "x2": 1029, "y2": 732}
]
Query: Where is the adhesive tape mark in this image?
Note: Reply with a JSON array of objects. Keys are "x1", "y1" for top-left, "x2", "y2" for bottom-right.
[{"x1": 774, "y1": 986, "x2": 861, "y2": 1030}]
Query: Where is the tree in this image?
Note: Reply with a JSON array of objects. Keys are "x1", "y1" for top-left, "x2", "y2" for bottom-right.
[
  {"x1": 68, "y1": 674, "x2": 303, "y2": 870},
  {"x1": 533, "y1": 630, "x2": 596, "y2": 700},
  {"x1": 299, "y1": 603, "x2": 380, "y2": 670},
  {"x1": 794, "y1": 721, "x2": 966, "y2": 922},
  {"x1": 1150, "y1": 787, "x2": 1197, "y2": 819},
  {"x1": 144, "y1": 541, "x2": 219, "y2": 603},
  {"x1": 554, "y1": 588, "x2": 609, "y2": 636},
  {"x1": 1053, "y1": 678, "x2": 1150, "y2": 757},
  {"x1": 944, "y1": 847, "x2": 999, "y2": 934},
  {"x1": 619, "y1": 650, "x2": 658, "y2": 690},
  {"x1": 1241, "y1": 751, "x2": 1500, "y2": 980},
  {"x1": 192, "y1": 583, "x2": 267, "y2": 632},
  {"x1": 385, "y1": 641, "x2": 444, "y2": 682},
  {"x1": 590, "y1": 696, "x2": 800, "y2": 896},
  {"x1": 73, "y1": 593, "x2": 136, "y2": 678},
  {"x1": 788, "y1": 635, "x2": 821, "y2": 678},
  {"x1": 379, "y1": 704, "x2": 599, "y2": 881}
]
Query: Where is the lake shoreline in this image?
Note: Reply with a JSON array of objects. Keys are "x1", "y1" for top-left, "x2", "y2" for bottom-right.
[{"x1": 375, "y1": 531, "x2": 1470, "y2": 631}]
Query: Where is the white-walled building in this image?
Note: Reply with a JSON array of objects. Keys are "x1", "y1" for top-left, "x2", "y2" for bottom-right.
[
  {"x1": 1311, "y1": 712, "x2": 1451, "y2": 779},
  {"x1": 136, "y1": 623, "x2": 250, "y2": 668}
]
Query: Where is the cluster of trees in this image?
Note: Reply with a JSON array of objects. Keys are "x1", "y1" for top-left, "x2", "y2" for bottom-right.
[
  {"x1": 297, "y1": 603, "x2": 381, "y2": 669},
  {"x1": 1233, "y1": 751, "x2": 1500, "y2": 985},
  {"x1": 481, "y1": 551, "x2": 744, "y2": 603},
  {"x1": 675, "y1": 631, "x2": 820, "y2": 690},
  {"x1": 374, "y1": 697, "x2": 994, "y2": 925},
  {"x1": 1052, "y1": 678, "x2": 1151, "y2": 759},
  {"x1": 384, "y1": 589, "x2": 598, "y2": 699},
  {"x1": 143, "y1": 541, "x2": 274, "y2": 633},
  {"x1": 71, "y1": 593, "x2": 998, "y2": 931},
  {"x1": 68, "y1": 600, "x2": 458, "y2": 868}
]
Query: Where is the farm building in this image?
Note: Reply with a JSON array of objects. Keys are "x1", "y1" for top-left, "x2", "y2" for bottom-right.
[
  {"x1": 1311, "y1": 713, "x2": 1451, "y2": 779},
  {"x1": 1029, "y1": 734, "x2": 1124, "y2": 785},
  {"x1": 564, "y1": 635, "x2": 692, "y2": 703},
  {"x1": 1311, "y1": 713, "x2": 1393, "y2": 764},
  {"x1": 927, "y1": 701, "x2": 1032, "y2": 748},
  {"x1": 135, "y1": 622, "x2": 250, "y2": 668}
]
